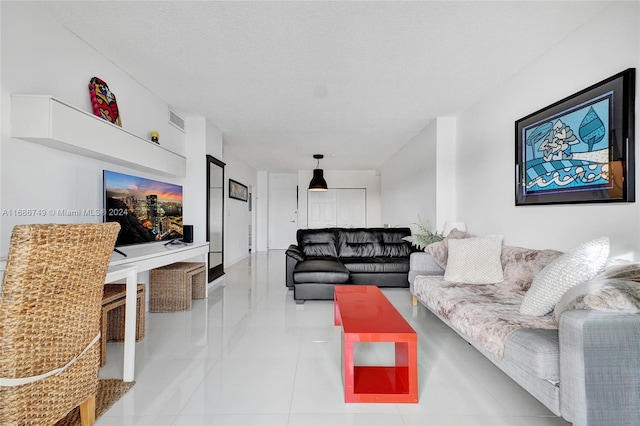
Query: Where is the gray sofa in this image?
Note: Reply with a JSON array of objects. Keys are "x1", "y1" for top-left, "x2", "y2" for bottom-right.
[
  {"x1": 286, "y1": 227, "x2": 413, "y2": 303},
  {"x1": 409, "y1": 246, "x2": 640, "y2": 426}
]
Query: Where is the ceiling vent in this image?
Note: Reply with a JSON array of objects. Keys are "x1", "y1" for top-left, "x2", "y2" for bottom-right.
[{"x1": 168, "y1": 108, "x2": 185, "y2": 132}]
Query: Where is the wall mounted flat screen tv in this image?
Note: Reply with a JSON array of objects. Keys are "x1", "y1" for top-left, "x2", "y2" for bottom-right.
[{"x1": 104, "y1": 170, "x2": 183, "y2": 246}]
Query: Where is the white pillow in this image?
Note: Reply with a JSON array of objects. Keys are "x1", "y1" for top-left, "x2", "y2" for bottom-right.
[
  {"x1": 443, "y1": 236, "x2": 504, "y2": 284},
  {"x1": 520, "y1": 237, "x2": 610, "y2": 316}
]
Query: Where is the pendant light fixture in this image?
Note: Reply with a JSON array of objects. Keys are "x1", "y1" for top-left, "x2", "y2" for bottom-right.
[{"x1": 308, "y1": 154, "x2": 328, "y2": 191}]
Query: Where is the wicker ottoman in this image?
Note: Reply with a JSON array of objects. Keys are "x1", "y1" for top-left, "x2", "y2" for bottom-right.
[
  {"x1": 149, "y1": 262, "x2": 206, "y2": 312},
  {"x1": 100, "y1": 283, "x2": 146, "y2": 366},
  {"x1": 187, "y1": 263, "x2": 207, "y2": 299}
]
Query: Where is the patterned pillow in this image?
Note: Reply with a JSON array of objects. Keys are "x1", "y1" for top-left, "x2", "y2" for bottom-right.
[
  {"x1": 594, "y1": 260, "x2": 640, "y2": 282},
  {"x1": 520, "y1": 237, "x2": 610, "y2": 316},
  {"x1": 443, "y1": 236, "x2": 504, "y2": 284},
  {"x1": 426, "y1": 229, "x2": 469, "y2": 269},
  {"x1": 553, "y1": 278, "x2": 640, "y2": 324},
  {"x1": 500, "y1": 246, "x2": 564, "y2": 292}
]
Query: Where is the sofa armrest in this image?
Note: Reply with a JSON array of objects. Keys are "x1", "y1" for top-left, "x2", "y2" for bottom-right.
[
  {"x1": 285, "y1": 245, "x2": 304, "y2": 288},
  {"x1": 286, "y1": 244, "x2": 305, "y2": 262},
  {"x1": 410, "y1": 252, "x2": 444, "y2": 275},
  {"x1": 559, "y1": 310, "x2": 640, "y2": 426},
  {"x1": 409, "y1": 252, "x2": 445, "y2": 299}
]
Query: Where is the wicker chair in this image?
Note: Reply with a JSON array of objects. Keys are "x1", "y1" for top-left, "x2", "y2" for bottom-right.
[{"x1": 0, "y1": 223, "x2": 120, "y2": 426}]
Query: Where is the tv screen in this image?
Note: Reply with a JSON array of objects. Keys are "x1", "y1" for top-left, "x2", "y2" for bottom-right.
[{"x1": 104, "y1": 170, "x2": 183, "y2": 246}]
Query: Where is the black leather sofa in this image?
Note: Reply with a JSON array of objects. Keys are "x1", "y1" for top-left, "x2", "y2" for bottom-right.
[{"x1": 285, "y1": 227, "x2": 413, "y2": 303}]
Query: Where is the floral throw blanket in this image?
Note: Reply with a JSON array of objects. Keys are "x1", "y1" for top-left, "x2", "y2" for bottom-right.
[{"x1": 413, "y1": 246, "x2": 563, "y2": 359}]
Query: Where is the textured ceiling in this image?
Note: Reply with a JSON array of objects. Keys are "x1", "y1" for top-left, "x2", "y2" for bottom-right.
[{"x1": 47, "y1": 1, "x2": 611, "y2": 172}]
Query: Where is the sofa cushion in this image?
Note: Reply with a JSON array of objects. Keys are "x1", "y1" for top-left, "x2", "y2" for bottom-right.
[
  {"x1": 303, "y1": 243, "x2": 338, "y2": 258},
  {"x1": 444, "y1": 236, "x2": 504, "y2": 284},
  {"x1": 293, "y1": 259, "x2": 349, "y2": 283},
  {"x1": 503, "y1": 329, "x2": 559, "y2": 381},
  {"x1": 381, "y1": 242, "x2": 411, "y2": 257},
  {"x1": 520, "y1": 237, "x2": 610, "y2": 316},
  {"x1": 413, "y1": 275, "x2": 557, "y2": 358},
  {"x1": 378, "y1": 257, "x2": 410, "y2": 273},
  {"x1": 337, "y1": 229, "x2": 379, "y2": 257},
  {"x1": 341, "y1": 257, "x2": 385, "y2": 273},
  {"x1": 378, "y1": 229, "x2": 412, "y2": 257},
  {"x1": 340, "y1": 257, "x2": 410, "y2": 274},
  {"x1": 298, "y1": 229, "x2": 338, "y2": 258}
]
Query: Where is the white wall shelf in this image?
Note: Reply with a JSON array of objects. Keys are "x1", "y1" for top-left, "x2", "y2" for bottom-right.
[{"x1": 10, "y1": 94, "x2": 186, "y2": 177}]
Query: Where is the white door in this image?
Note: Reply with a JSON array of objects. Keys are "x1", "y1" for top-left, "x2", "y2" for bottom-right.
[
  {"x1": 268, "y1": 188, "x2": 298, "y2": 249},
  {"x1": 307, "y1": 190, "x2": 337, "y2": 228},
  {"x1": 336, "y1": 189, "x2": 366, "y2": 227},
  {"x1": 308, "y1": 189, "x2": 366, "y2": 228}
]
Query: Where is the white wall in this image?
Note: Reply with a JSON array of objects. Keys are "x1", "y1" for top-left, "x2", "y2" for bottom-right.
[
  {"x1": 380, "y1": 119, "x2": 438, "y2": 231},
  {"x1": 224, "y1": 151, "x2": 257, "y2": 266},
  {"x1": 255, "y1": 171, "x2": 269, "y2": 251},
  {"x1": 297, "y1": 170, "x2": 381, "y2": 228},
  {"x1": 184, "y1": 117, "x2": 207, "y2": 243},
  {"x1": 456, "y1": 1, "x2": 640, "y2": 257},
  {"x1": 435, "y1": 117, "x2": 457, "y2": 232},
  {"x1": 0, "y1": 2, "x2": 186, "y2": 257},
  {"x1": 206, "y1": 120, "x2": 223, "y2": 161},
  {"x1": 184, "y1": 117, "x2": 224, "y2": 244}
]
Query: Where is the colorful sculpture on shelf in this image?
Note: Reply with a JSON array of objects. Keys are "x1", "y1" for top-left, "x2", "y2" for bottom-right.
[{"x1": 88, "y1": 76, "x2": 122, "y2": 127}]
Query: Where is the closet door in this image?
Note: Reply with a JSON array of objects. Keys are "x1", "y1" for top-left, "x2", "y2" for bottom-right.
[
  {"x1": 336, "y1": 189, "x2": 366, "y2": 228},
  {"x1": 307, "y1": 189, "x2": 366, "y2": 228},
  {"x1": 307, "y1": 190, "x2": 336, "y2": 228}
]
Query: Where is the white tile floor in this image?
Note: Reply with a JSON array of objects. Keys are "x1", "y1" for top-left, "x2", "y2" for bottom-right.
[{"x1": 98, "y1": 250, "x2": 571, "y2": 426}]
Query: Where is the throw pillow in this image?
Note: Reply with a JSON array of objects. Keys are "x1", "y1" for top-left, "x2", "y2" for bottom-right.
[
  {"x1": 520, "y1": 237, "x2": 610, "y2": 316},
  {"x1": 443, "y1": 236, "x2": 504, "y2": 284},
  {"x1": 553, "y1": 278, "x2": 640, "y2": 324},
  {"x1": 594, "y1": 260, "x2": 640, "y2": 282},
  {"x1": 426, "y1": 229, "x2": 469, "y2": 269},
  {"x1": 500, "y1": 246, "x2": 564, "y2": 293}
]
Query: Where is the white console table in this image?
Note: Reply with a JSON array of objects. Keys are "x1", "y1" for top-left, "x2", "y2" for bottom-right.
[
  {"x1": 110, "y1": 241, "x2": 209, "y2": 277},
  {"x1": 0, "y1": 241, "x2": 208, "y2": 382},
  {"x1": 107, "y1": 241, "x2": 209, "y2": 382},
  {"x1": 105, "y1": 265, "x2": 138, "y2": 382}
]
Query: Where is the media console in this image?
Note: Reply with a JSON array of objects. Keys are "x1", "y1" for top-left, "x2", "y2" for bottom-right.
[
  {"x1": 0, "y1": 239, "x2": 209, "y2": 383},
  {"x1": 106, "y1": 241, "x2": 209, "y2": 382},
  {"x1": 110, "y1": 240, "x2": 209, "y2": 274}
]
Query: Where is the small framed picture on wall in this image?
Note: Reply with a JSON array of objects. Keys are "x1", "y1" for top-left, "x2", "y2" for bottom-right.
[{"x1": 229, "y1": 179, "x2": 248, "y2": 202}]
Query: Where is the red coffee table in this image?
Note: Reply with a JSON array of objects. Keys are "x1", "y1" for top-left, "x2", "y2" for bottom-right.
[{"x1": 333, "y1": 285, "x2": 418, "y2": 403}]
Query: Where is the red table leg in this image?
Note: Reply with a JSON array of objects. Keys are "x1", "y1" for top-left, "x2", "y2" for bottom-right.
[
  {"x1": 343, "y1": 335, "x2": 356, "y2": 401},
  {"x1": 334, "y1": 292, "x2": 342, "y2": 326}
]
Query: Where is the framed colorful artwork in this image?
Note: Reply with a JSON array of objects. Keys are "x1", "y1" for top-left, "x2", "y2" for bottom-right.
[{"x1": 515, "y1": 68, "x2": 635, "y2": 206}]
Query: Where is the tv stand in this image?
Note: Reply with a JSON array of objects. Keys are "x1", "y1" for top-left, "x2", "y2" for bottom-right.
[
  {"x1": 106, "y1": 241, "x2": 208, "y2": 382},
  {"x1": 110, "y1": 241, "x2": 207, "y2": 271}
]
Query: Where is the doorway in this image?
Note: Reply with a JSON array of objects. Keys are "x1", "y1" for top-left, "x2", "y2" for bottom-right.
[{"x1": 268, "y1": 188, "x2": 298, "y2": 249}]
